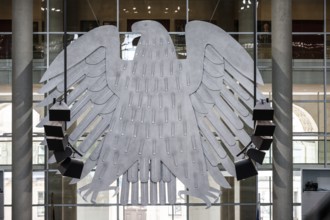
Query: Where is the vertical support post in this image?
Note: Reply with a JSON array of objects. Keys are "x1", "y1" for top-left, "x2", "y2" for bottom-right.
[
  {"x1": 12, "y1": 0, "x2": 33, "y2": 220},
  {"x1": 272, "y1": 0, "x2": 293, "y2": 219},
  {"x1": 63, "y1": 0, "x2": 68, "y2": 104}
]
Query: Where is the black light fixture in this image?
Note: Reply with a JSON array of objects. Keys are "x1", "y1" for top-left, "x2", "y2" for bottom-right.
[
  {"x1": 235, "y1": 158, "x2": 258, "y2": 181},
  {"x1": 46, "y1": 134, "x2": 68, "y2": 151},
  {"x1": 59, "y1": 157, "x2": 84, "y2": 179},
  {"x1": 246, "y1": 148, "x2": 266, "y2": 165},
  {"x1": 235, "y1": 98, "x2": 275, "y2": 181},
  {"x1": 253, "y1": 120, "x2": 275, "y2": 136},
  {"x1": 53, "y1": 147, "x2": 73, "y2": 163},
  {"x1": 43, "y1": 98, "x2": 84, "y2": 179},
  {"x1": 44, "y1": 121, "x2": 65, "y2": 137},
  {"x1": 253, "y1": 98, "x2": 274, "y2": 120},
  {"x1": 251, "y1": 135, "x2": 273, "y2": 151},
  {"x1": 49, "y1": 100, "x2": 71, "y2": 121}
]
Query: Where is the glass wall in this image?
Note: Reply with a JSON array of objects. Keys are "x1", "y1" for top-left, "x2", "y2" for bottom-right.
[{"x1": 0, "y1": 0, "x2": 329, "y2": 219}]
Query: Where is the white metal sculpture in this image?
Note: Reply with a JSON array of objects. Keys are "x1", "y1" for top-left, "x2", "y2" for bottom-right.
[{"x1": 38, "y1": 20, "x2": 264, "y2": 207}]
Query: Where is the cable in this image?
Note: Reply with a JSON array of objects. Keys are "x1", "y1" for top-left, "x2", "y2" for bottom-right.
[
  {"x1": 86, "y1": 0, "x2": 100, "y2": 26},
  {"x1": 209, "y1": 0, "x2": 221, "y2": 22}
]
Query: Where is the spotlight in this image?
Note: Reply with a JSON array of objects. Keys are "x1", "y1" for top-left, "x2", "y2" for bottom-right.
[
  {"x1": 59, "y1": 157, "x2": 84, "y2": 179},
  {"x1": 254, "y1": 120, "x2": 275, "y2": 136},
  {"x1": 46, "y1": 135, "x2": 68, "y2": 151},
  {"x1": 44, "y1": 121, "x2": 65, "y2": 137},
  {"x1": 246, "y1": 148, "x2": 266, "y2": 165},
  {"x1": 53, "y1": 147, "x2": 73, "y2": 163},
  {"x1": 253, "y1": 98, "x2": 274, "y2": 121},
  {"x1": 49, "y1": 100, "x2": 70, "y2": 121},
  {"x1": 251, "y1": 135, "x2": 273, "y2": 151},
  {"x1": 235, "y1": 158, "x2": 258, "y2": 180},
  {"x1": 44, "y1": 99, "x2": 85, "y2": 179},
  {"x1": 234, "y1": 98, "x2": 275, "y2": 181}
]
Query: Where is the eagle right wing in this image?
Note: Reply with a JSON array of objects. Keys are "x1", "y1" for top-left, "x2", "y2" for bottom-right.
[{"x1": 185, "y1": 21, "x2": 265, "y2": 182}]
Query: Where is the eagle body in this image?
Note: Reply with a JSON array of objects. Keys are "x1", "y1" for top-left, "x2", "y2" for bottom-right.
[{"x1": 38, "y1": 20, "x2": 263, "y2": 207}]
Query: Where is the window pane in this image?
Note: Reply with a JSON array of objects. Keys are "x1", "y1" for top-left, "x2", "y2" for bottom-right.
[
  {"x1": 0, "y1": 0, "x2": 12, "y2": 20},
  {"x1": 4, "y1": 207, "x2": 11, "y2": 220},
  {"x1": 77, "y1": 206, "x2": 118, "y2": 220},
  {"x1": 49, "y1": 34, "x2": 77, "y2": 63},
  {"x1": 293, "y1": 35, "x2": 324, "y2": 59},
  {"x1": 258, "y1": 36, "x2": 271, "y2": 59},
  {"x1": 4, "y1": 172, "x2": 11, "y2": 205},
  {"x1": 327, "y1": 140, "x2": 330, "y2": 165},
  {"x1": 0, "y1": 35, "x2": 11, "y2": 59},
  {"x1": 0, "y1": 137, "x2": 11, "y2": 165},
  {"x1": 190, "y1": 175, "x2": 257, "y2": 204},
  {"x1": 257, "y1": 0, "x2": 271, "y2": 26},
  {"x1": 33, "y1": 0, "x2": 47, "y2": 32},
  {"x1": 122, "y1": 205, "x2": 186, "y2": 220},
  {"x1": 327, "y1": 103, "x2": 330, "y2": 133},
  {"x1": 49, "y1": 0, "x2": 117, "y2": 32},
  {"x1": 189, "y1": 206, "x2": 220, "y2": 220},
  {"x1": 293, "y1": 140, "x2": 322, "y2": 163},
  {"x1": 33, "y1": 34, "x2": 47, "y2": 62},
  {"x1": 292, "y1": 0, "x2": 324, "y2": 32},
  {"x1": 190, "y1": 205, "x2": 257, "y2": 220},
  {"x1": 258, "y1": 171, "x2": 272, "y2": 204},
  {"x1": 190, "y1": 0, "x2": 254, "y2": 32},
  {"x1": 48, "y1": 171, "x2": 79, "y2": 205},
  {"x1": 293, "y1": 102, "x2": 324, "y2": 133},
  {"x1": 119, "y1": 0, "x2": 186, "y2": 32},
  {"x1": 33, "y1": 172, "x2": 45, "y2": 205}
]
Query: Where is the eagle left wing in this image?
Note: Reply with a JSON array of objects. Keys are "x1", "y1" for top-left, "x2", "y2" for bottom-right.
[
  {"x1": 185, "y1": 21, "x2": 264, "y2": 184},
  {"x1": 37, "y1": 26, "x2": 126, "y2": 190}
]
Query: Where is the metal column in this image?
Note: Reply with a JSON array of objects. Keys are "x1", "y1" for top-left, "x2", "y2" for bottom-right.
[
  {"x1": 272, "y1": 0, "x2": 293, "y2": 219},
  {"x1": 12, "y1": 0, "x2": 33, "y2": 219}
]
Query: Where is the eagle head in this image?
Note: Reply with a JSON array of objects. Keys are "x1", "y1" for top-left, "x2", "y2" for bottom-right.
[{"x1": 131, "y1": 20, "x2": 168, "y2": 35}]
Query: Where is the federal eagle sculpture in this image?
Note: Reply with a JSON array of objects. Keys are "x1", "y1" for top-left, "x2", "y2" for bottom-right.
[{"x1": 38, "y1": 20, "x2": 264, "y2": 207}]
